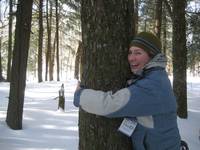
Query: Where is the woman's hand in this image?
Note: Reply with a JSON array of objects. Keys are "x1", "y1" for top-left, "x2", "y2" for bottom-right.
[
  {"x1": 73, "y1": 81, "x2": 82, "y2": 107},
  {"x1": 76, "y1": 81, "x2": 81, "y2": 91}
]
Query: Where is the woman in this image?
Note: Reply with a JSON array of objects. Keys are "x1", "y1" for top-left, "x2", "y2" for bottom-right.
[{"x1": 74, "y1": 32, "x2": 181, "y2": 150}]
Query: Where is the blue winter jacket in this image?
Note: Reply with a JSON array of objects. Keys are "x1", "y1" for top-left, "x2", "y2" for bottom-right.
[{"x1": 74, "y1": 54, "x2": 181, "y2": 150}]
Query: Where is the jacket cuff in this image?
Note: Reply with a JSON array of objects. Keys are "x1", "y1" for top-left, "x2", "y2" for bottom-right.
[{"x1": 73, "y1": 88, "x2": 84, "y2": 107}]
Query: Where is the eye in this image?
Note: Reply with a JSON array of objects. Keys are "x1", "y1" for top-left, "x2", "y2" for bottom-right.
[{"x1": 133, "y1": 51, "x2": 142, "y2": 55}]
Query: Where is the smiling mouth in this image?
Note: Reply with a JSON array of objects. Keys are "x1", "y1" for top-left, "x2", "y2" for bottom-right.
[{"x1": 131, "y1": 64, "x2": 139, "y2": 68}]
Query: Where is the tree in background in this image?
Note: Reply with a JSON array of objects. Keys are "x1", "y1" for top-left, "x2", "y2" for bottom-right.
[
  {"x1": 74, "y1": 40, "x2": 82, "y2": 80},
  {"x1": 134, "y1": 0, "x2": 139, "y2": 34},
  {"x1": 55, "y1": 0, "x2": 60, "y2": 81},
  {"x1": 172, "y1": 0, "x2": 187, "y2": 118},
  {"x1": 38, "y1": 0, "x2": 44, "y2": 82},
  {"x1": 6, "y1": 0, "x2": 33, "y2": 129},
  {"x1": 79, "y1": 0, "x2": 134, "y2": 149},
  {"x1": 0, "y1": 38, "x2": 3, "y2": 81},
  {"x1": 7, "y1": 0, "x2": 14, "y2": 82},
  {"x1": 187, "y1": 1, "x2": 200, "y2": 75},
  {"x1": 154, "y1": 0, "x2": 163, "y2": 38},
  {"x1": 45, "y1": 0, "x2": 52, "y2": 81},
  {"x1": 0, "y1": 5, "x2": 5, "y2": 81}
]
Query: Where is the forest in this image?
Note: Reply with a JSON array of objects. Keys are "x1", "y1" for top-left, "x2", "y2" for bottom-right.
[{"x1": 0, "y1": 0, "x2": 200, "y2": 150}]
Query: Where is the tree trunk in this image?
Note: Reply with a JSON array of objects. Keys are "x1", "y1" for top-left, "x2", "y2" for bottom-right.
[
  {"x1": 162, "y1": 5, "x2": 167, "y2": 55},
  {"x1": 45, "y1": 0, "x2": 52, "y2": 81},
  {"x1": 65, "y1": 48, "x2": 70, "y2": 75},
  {"x1": 49, "y1": 33, "x2": 56, "y2": 81},
  {"x1": 0, "y1": 9, "x2": 5, "y2": 81},
  {"x1": 38, "y1": 0, "x2": 44, "y2": 82},
  {"x1": 155, "y1": 0, "x2": 163, "y2": 38},
  {"x1": 6, "y1": 0, "x2": 33, "y2": 129},
  {"x1": 74, "y1": 41, "x2": 82, "y2": 80},
  {"x1": 48, "y1": 1, "x2": 53, "y2": 81},
  {"x1": 134, "y1": 0, "x2": 138, "y2": 34},
  {"x1": 79, "y1": 0, "x2": 134, "y2": 149},
  {"x1": 172, "y1": 0, "x2": 187, "y2": 118},
  {"x1": 0, "y1": 31, "x2": 4, "y2": 81},
  {"x1": 56, "y1": 0, "x2": 60, "y2": 81},
  {"x1": 7, "y1": 0, "x2": 13, "y2": 82}
]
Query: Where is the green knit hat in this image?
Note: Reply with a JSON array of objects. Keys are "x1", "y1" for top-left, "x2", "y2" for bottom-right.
[{"x1": 130, "y1": 32, "x2": 161, "y2": 57}]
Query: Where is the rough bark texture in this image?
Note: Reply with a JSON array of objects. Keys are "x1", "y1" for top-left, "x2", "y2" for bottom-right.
[
  {"x1": 172, "y1": 0, "x2": 187, "y2": 118},
  {"x1": 79, "y1": 0, "x2": 134, "y2": 149},
  {"x1": 6, "y1": 0, "x2": 33, "y2": 129}
]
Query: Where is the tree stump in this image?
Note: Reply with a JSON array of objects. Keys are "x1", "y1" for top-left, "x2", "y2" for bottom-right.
[{"x1": 58, "y1": 84, "x2": 65, "y2": 111}]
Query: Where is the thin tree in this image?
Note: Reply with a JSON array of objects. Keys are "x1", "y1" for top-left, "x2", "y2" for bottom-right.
[
  {"x1": 74, "y1": 41, "x2": 82, "y2": 80},
  {"x1": 38, "y1": 0, "x2": 44, "y2": 82},
  {"x1": 154, "y1": 0, "x2": 163, "y2": 38},
  {"x1": 45, "y1": 0, "x2": 52, "y2": 81},
  {"x1": 56, "y1": 0, "x2": 60, "y2": 81},
  {"x1": 0, "y1": 5, "x2": 5, "y2": 81},
  {"x1": 49, "y1": 1, "x2": 53, "y2": 80},
  {"x1": 134, "y1": 0, "x2": 138, "y2": 34},
  {"x1": 48, "y1": 0, "x2": 56, "y2": 81},
  {"x1": 162, "y1": 4, "x2": 167, "y2": 55},
  {"x1": 6, "y1": 0, "x2": 33, "y2": 129},
  {"x1": 172, "y1": 0, "x2": 187, "y2": 118},
  {"x1": 7, "y1": 0, "x2": 14, "y2": 82},
  {"x1": 49, "y1": 33, "x2": 56, "y2": 81},
  {"x1": 0, "y1": 32, "x2": 4, "y2": 81},
  {"x1": 79, "y1": 0, "x2": 134, "y2": 149}
]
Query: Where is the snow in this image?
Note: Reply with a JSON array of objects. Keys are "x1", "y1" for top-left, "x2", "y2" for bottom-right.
[
  {"x1": 0, "y1": 77, "x2": 200, "y2": 150},
  {"x1": 178, "y1": 76, "x2": 200, "y2": 150},
  {"x1": 0, "y1": 80, "x2": 78, "y2": 150}
]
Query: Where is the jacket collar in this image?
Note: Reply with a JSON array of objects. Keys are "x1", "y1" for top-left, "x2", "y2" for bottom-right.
[{"x1": 144, "y1": 53, "x2": 167, "y2": 70}]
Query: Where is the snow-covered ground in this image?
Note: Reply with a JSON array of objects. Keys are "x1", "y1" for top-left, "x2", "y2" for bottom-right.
[
  {"x1": 0, "y1": 80, "x2": 78, "y2": 150},
  {"x1": 0, "y1": 77, "x2": 200, "y2": 150},
  {"x1": 178, "y1": 76, "x2": 200, "y2": 150}
]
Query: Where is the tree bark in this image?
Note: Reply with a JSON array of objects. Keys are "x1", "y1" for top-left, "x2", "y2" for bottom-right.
[
  {"x1": 155, "y1": 0, "x2": 163, "y2": 38},
  {"x1": 48, "y1": 1, "x2": 53, "y2": 81},
  {"x1": 134, "y1": 0, "x2": 138, "y2": 34},
  {"x1": 79, "y1": 0, "x2": 134, "y2": 149},
  {"x1": 172, "y1": 0, "x2": 187, "y2": 118},
  {"x1": 0, "y1": 31, "x2": 4, "y2": 81},
  {"x1": 0, "y1": 9, "x2": 4, "y2": 81},
  {"x1": 38, "y1": 0, "x2": 44, "y2": 82},
  {"x1": 7, "y1": 0, "x2": 13, "y2": 82},
  {"x1": 49, "y1": 33, "x2": 56, "y2": 81},
  {"x1": 6, "y1": 0, "x2": 33, "y2": 129},
  {"x1": 45, "y1": 0, "x2": 52, "y2": 81},
  {"x1": 56, "y1": 0, "x2": 60, "y2": 81},
  {"x1": 74, "y1": 41, "x2": 82, "y2": 80}
]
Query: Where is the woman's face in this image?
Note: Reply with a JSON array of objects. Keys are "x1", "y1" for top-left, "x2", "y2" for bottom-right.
[{"x1": 128, "y1": 46, "x2": 151, "y2": 74}]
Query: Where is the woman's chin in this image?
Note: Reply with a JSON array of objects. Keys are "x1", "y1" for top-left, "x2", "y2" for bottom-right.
[{"x1": 131, "y1": 69, "x2": 137, "y2": 74}]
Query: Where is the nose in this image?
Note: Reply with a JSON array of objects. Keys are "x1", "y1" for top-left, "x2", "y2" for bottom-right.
[{"x1": 128, "y1": 53, "x2": 136, "y2": 63}]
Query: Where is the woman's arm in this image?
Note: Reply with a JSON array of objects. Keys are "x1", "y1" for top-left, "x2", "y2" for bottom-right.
[{"x1": 73, "y1": 87, "x2": 131, "y2": 116}]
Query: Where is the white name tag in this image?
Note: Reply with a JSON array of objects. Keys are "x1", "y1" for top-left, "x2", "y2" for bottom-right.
[{"x1": 118, "y1": 118, "x2": 137, "y2": 137}]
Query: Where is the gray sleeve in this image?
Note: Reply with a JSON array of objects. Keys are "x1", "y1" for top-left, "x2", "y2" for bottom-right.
[{"x1": 79, "y1": 88, "x2": 131, "y2": 116}]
